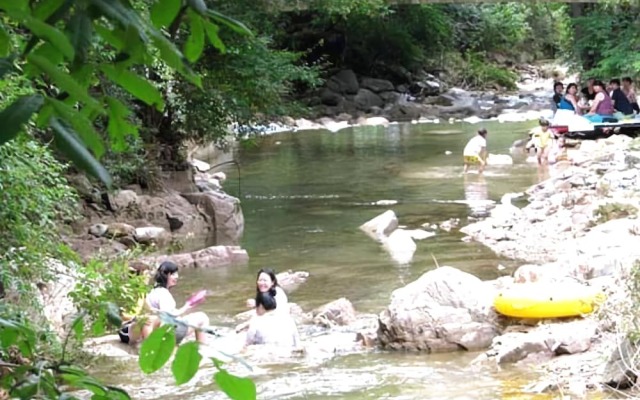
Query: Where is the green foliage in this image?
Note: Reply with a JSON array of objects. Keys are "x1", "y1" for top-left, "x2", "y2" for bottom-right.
[
  {"x1": 0, "y1": 305, "x2": 129, "y2": 400},
  {"x1": 68, "y1": 253, "x2": 148, "y2": 334},
  {"x1": 594, "y1": 202, "x2": 638, "y2": 224},
  {"x1": 444, "y1": 52, "x2": 518, "y2": 90},
  {"x1": 0, "y1": 0, "x2": 251, "y2": 187},
  {"x1": 0, "y1": 138, "x2": 78, "y2": 303},
  {"x1": 566, "y1": 4, "x2": 640, "y2": 77}
]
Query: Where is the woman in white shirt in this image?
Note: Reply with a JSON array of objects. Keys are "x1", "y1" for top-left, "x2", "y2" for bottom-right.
[
  {"x1": 236, "y1": 268, "x2": 289, "y2": 333},
  {"x1": 145, "y1": 261, "x2": 210, "y2": 344}
]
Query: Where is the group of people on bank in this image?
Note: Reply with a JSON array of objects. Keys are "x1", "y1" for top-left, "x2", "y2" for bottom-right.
[
  {"x1": 552, "y1": 77, "x2": 639, "y2": 122},
  {"x1": 118, "y1": 262, "x2": 301, "y2": 351}
]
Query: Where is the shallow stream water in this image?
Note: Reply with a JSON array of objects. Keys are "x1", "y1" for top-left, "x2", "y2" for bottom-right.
[{"x1": 94, "y1": 121, "x2": 564, "y2": 399}]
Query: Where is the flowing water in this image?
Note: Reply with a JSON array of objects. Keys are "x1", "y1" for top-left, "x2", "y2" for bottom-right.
[{"x1": 95, "y1": 121, "x2": 564, "y2": 399}]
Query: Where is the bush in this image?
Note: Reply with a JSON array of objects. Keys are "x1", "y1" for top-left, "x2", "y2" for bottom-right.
[
  {"x1": 594, "y1": 202, "x2": 638, "y2": 224},
  {"x1": 0, "y1": 138, "x2": 78, "y2": 304},
  {"x1": 444, "y1": 52, "x2": 518, "y2": 90}
]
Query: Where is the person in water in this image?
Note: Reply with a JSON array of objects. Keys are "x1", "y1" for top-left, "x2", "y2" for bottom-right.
[
  {"x1": 526, "y1": 119, "x2": 552, "y2": 166},
  {"x1": 119, "y1": 261, "x2": 210, "y2": 345},
  {"x1": 245, "y1": 291, "x2": 301, "y2": 349},
  {"x1": 462, "y1": 128, "x2": 488, "y2": 174},
  {"x1": 622, "y1": 77, "x2": 639, "y2": 113},
  {"x1": 548, "y1": 136, "x2": 572, "y2": 165},
  {"x1": 609, "y1": 78, "x2": 635, "y2": 117},
  {"x1": 585, "y1": 80, "x2": 615, "y2": 123},
  {"x1": 236, "y1": 268, "x2": 290, "y2": 332}
]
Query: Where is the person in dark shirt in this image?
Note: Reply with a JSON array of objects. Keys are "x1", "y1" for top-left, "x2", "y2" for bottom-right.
[
  {"x1": 581, "y1": 77, "x2": 596, "y2": 101},
  {"x1": 551, "y1": 81, "x2": 564, "y2": 111},
  {"x1": 610, "y1": 78, "x2": 634, "y2": 116}
]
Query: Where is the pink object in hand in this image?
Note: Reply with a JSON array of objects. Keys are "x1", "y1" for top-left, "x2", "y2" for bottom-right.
[{"x1": 186, "y1": 290, "x2": 208, "y2": 307}]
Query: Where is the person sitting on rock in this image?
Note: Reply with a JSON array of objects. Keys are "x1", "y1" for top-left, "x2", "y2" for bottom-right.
[
  {"x1": 236, "y1": 268, "x2": 289, "y2": 333},
  {"x1": 244, "y1": 291, "x2": 301, "y2": 349},
  {"x1": 551, "y1": 81, "x2": 564, "y2": 112},
  {"x1": 462, "y1": 128, "x2": 488, "y2": 174},
  {"x1": 119, "y1": 261, "x2": 210, "y2": 345}
]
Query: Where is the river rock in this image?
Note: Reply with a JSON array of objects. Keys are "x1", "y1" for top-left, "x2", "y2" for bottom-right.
[
  {"x1": 363, "y1": 117, "x2": 390, "y2": 127},
  {"x1": 475, "y1": 319, "x2": 598, "y2": 365},
  {"x1": 382, "y1": 229, "x2": 416, "y2": 265},
  {"x1": 111, "y1": 190, "x2": 138, "y2": 210},
  {"x1": 128, "y1": 193, "x2": 210, "y2": 236},
  {"x1": 133, "y1": 226, "x2": 170, "y2": 245},
  {"x1": 602, "y1": 337, "x2": 639, "y2": 390},
  {"x1": 276, "y1": 270, "x2": 310, "y2": 292},
  {"x1": 378, "y1": 266, "x2": 499, "y2": 352},
  {"x1": 181, "y1": 191, "x2": 244, "y2": 246},
  {"x1": 360, "y1": 77, "x2": 394, "y2": 93},
  {"x1": 327, "y1": 69, "x2": 359, "y2": 95},
  {"x1": 141, "y1": 245, "x2": 249, "y2": 269},
  {"x1": 320, "y1": 89, "x2": 343, "y2": 106},
  {"x1": 106, "y1": 222, "x2": 135, "y2": 238},
  {"x1": 190, "y1": 158, "x2": 211, "y2": 172},
  {"x1": 354, "y1": 88, "x2": 383, "y2": 111},
  {"x1": 312, "y1": 298, "x2": 357, "y2": 327},
  {"x1": 89, "y1": 223, "x2": 108, "y2": 237},
  {"x1": 359, "y1": 210, "x2": 398, "y2": 242}
]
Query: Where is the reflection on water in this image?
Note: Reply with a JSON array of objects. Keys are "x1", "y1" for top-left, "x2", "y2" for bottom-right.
[
  {"x1": 93, "y1": 121, "x2": 562, "y2": 399},
  {"x1": 464, "y1": 174, "x2": 490, "y2": 218}
]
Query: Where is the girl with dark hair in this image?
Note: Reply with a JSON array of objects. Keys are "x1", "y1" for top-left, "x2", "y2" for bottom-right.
[
  {"x1": 236, "y1": 268, "x2": 290, "y2": 333},
  {"x1": 119, "y1": 261, "x2": 210, "y2": 345},
  {"x1": 585, "y1": 81, "x2": 615, "y2": 123},
  {"x1": 559, "y1": 83, "x2": 583, "y2": 115},
  {"x1": 244, "y1": 291, "x2": 301, "y2": 348}
]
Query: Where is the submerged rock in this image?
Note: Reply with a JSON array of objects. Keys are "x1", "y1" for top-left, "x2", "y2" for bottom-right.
[{"x1": 359, "y1": 210, "x2": 398, "y2": 242}]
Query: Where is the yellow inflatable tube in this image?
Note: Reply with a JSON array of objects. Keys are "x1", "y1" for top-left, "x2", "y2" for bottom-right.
[{"x1": 494, "y1": 283, "x2": 606, "y2": 319}]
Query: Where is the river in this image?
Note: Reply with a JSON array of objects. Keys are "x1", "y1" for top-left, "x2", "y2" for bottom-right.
[{"x1": 94, "y1": 120, "x2": 557, "y2": 399}]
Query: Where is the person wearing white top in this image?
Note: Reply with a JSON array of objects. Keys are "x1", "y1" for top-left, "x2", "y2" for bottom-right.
[
  {"x1": 463, "y1": 128, "x2": 488, "y2": 174},
  {"x1": 144, "y1": 261, "x2": 210, "y2": 344},
  {"x1": 236, "y1": 268, "x2": 290, "y2": 333},
  {"x1": 245, "y1": 291, "x2": 300, "y2": 349}
]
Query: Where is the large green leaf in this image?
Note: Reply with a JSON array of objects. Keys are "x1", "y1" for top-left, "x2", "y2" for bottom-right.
[
  {"x1": 0, "y1": 0, "x2": 28, "y2": 13},
  {"x1": 67, "y1": 10, "x2": 94, "y2": 66},
  {"x1": 89, "y1": 0, "x2": 148, "y2": 43},
  {"x1": 138, "y1": 325, "x2": 175, "y2": 374},
  {"x1": 206, "y1": 10, "x2": 253, "y2": 36},
  {"x1": 33, "y1": 0, "x2": 67, "y2": 21},
  {"x1": 48, "y1": 98, "x2": 105, "y2": 157},
  {"x1": 105, "y1": 96, "x2": 137, "y2": 151},
  {"x1": 94, "y1": 24, "x2": 125, "y2": 50},
  {"x1": 213, "y1": 369, "x2": 257, "y2": 400},
  {"x1": 0, "y1": 23, "x2": 10, "y2": 57},
  {"x1": 150, "y1": 0, "x2": 182, "y2": 28},
  {"x1": 203, "y1": 20, "x2": 225, "y2": 53},
  {"x1": 101, "y1": 65, "x2": 165, "y2": 111},
  {"x1": 49, "y1": 117, "x2": 113, "y2": 187},
  {"x1": 28, "y1": 54, "x2": 101, "y2": 111},
  {"x1": 171, "y1": 342, "x2": 202, "y2": 385},
  {"x1": 184, "y1": 11, "x2": 205, "y2": 63},
  {"x1": 22, "y1": 15, "x2": 75, "y2": 61},
  {"x1": 0, "y1": 95, "x2": 44, "y2": 145}
]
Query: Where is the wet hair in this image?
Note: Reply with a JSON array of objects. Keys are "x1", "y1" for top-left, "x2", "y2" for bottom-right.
[
  {"x1": 477, "y1": 128, "x2": 487, "y2": 137},
  {"x1": 255, "y1": 291, "x2": 277, "y2": 312},
  {"x1": 539, "y1": 118, "x2": 550, "y2": 127},
  {"x1": 553, "y1": 81, "x2": 564, "y2": 91},
  {"x1": 153, "y1": 261, "x2": 179, "y2": 288},
  {"x1": 623, "y1": 77, "x2": 633, "y2": 84},
  {"x1": 610, "y1": 78, "x2": 621, "y2": 86},
  {"x1": 566, "y1": 83, "x2": 577, "y2": 93},
  {"x1": 254, "y1": 268, "x2": 278, "y2": 307}
]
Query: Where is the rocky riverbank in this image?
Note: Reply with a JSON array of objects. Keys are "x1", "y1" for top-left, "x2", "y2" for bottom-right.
[{"x1": 377, "y1": 133, "x2": 640, "y2": 398}]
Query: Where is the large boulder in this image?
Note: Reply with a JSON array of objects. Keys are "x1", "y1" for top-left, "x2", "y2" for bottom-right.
[
  {"x1": 361, "y1": 77, "x2": 395, "y2": 93},
  {"x1": 126, "y1": 193, "x2": 210, "y2": 236},
  {"x1": 312, "y1": 298, "x2": 357, "y2": 327},
  {"x1": 354, "y1": 88, "x2": 384, "y2": 112},
  {"x1": 327, "y1": 69, "x2": 359, "y2": 95},
  {"x1": 378, "y1": 266, "x2": 499, "y2": 352},
  {"x1": 181, "y1": 191, "x2": 244, "y2": 246}
]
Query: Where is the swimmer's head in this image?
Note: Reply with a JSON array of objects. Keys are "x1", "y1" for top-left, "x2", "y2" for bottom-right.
[{"x1": 477, "y1": 128, "x2": 488, "y2": 137}]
